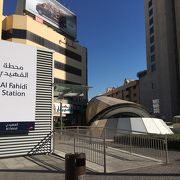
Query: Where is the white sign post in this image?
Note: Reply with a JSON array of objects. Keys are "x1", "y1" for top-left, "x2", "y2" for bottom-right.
[{"x1": 0, "y1": 40, "x2": 36, "y2": 125}]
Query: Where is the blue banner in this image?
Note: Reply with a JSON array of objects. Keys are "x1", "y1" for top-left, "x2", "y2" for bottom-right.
[{"x1": 0, "y1": 122, "x2": 35, "y2": 134}]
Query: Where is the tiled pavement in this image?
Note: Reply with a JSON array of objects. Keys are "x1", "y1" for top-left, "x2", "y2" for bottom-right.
[{"x1": 0, "y1": 151, "x2": 180, "y2": 180}]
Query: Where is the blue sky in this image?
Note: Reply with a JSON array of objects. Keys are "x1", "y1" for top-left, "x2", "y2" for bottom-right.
[{"x1": 3, "y1": 0, "x2": 147, "y2": 99}]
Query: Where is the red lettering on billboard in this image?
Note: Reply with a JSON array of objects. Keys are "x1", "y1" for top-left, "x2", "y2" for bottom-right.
[{"x1": 35, "y1": 16, "x2": 44, "y2": 24}]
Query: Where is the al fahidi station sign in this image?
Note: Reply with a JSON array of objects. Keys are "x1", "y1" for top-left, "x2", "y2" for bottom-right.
[{"x1": 0, "y1": 40, "x2": 37, "y2": 133}]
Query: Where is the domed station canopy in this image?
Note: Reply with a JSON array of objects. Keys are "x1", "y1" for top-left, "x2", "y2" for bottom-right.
[{"x1": 86, "y1": 96, "x2": 173, "y2": 134}]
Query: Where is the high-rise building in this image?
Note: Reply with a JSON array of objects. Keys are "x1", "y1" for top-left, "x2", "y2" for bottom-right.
[
  {"x1": 1, "y1": 0, "x2": 88, "y2": 125},
  {"x1": 139, "y1": 0, "x2": 180, "y2": 120}
]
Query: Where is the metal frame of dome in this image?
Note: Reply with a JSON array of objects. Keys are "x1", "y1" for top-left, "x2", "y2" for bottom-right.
[{"x1": 86, "y1": 96, "x2": 150, "y2": 124}]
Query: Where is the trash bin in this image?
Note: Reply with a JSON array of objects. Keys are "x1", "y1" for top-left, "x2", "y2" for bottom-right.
[
  {"x1": 75, "y1": 153, "x2": 86, "y2": 178},
  {"x1": 65, "y1": 153, "x2": 86, "y2": 180}
]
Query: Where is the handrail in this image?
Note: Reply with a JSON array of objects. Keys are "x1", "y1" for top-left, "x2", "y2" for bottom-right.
[
  {"x1": 55, "y1": 129, "x2": 103, "y2": 140},
  {"x1": 55, "y1": 126, "x2": 167, "y2": 136}
]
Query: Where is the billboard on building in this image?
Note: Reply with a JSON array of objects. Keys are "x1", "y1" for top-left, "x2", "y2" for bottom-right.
[
  {"x1": 25, "y1": 0, "x2": 77, "y2": 39},
  {"x1": 0, "y1": 40, "x2": 36, "y2": 131}
]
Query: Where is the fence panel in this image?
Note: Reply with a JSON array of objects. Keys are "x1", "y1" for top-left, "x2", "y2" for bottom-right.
[{"x1": 54, "y1": 126, "x2": 168, "y2": 173}]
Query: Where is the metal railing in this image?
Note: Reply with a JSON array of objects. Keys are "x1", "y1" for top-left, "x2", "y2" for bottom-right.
[
  {"x1": 54, "y1": 126, "x2": 169, "y2": 173},
  {"x1": 55, "y1": 129, "x2": 105, "y2": 167},
  {"x1": 107, "y1": 128, "x2": 168, "y2": 163}
]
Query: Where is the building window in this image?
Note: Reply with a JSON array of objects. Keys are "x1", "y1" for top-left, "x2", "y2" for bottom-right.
[
  {"x1": 151, "y1": 54, "x2": 155, "y2": 62},
  {"x1": 54, "y1": 77, "x2": 81, "y2": 85},
  {"x1": 149, "y1": 17, "x2": 154, "y2": 26},
  {"x1": 148, "y1": 0, "x2": 152, "y2": 8},
  {"x1": 152, "y1": 83, "x2": 154, "y2": 89},
  {"x1": 151, "y1": 63, "x2": 156, "y2": 72},
  {"x1": 150, "y1": 35, "x2": 154, "y2": 44},
  {"x1": 54, "y1": 60, "x2": 82, "y2": 76},
  {"x1": 126, "y1": 95, "x2": 129, "y2": 98},
  {"x1": 13, "y1": 29, "x2": 27, "y2": 39},
  {"x1": 150, "y1": 45, "x2": 155, "y2": 53},
  {"x1": 150, "y1": 26, "x2": 154, "y2": 35},
  {"x1": 2, "y1": 29, "x2": 82, "y2": 62},
  {"x1": 149, "y1": 8, "x2": 153, "y2": 17}
]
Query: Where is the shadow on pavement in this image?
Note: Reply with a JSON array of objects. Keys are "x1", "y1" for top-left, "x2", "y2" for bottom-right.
[{"x1": 25, "y1": 154, "x2": 65, "y2": 173}]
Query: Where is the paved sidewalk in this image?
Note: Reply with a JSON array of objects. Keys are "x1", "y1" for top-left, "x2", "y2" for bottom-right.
[
  {"x1": 0, "y1": 150, "x2": 179, "y2": 180},
  {"x1": 0, "y1": 154, "x2": 65, "y2": 180},
  {"x1": 84, "y1": 150, "x2": 180, "y2": 180},
  {"x1": 55, "y1": 147, "x2": 160, "y2": 173}
]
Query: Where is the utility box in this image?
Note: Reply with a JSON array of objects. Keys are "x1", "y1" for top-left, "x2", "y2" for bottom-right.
[{"x1": 65, "y1": 153, "x2": 86, "y2": 180}]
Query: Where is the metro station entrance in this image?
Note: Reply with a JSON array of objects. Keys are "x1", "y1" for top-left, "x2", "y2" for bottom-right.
[{"x1": 52, "y1": 83, "x2": 90, "y2": 129}]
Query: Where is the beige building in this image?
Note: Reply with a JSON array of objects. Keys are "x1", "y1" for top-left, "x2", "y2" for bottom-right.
[
  {"x1": 139, "y1": 0, "x2": 180, "y2": 120},
  {"x1": 1, "y1": 0, "x2": 88, "y2": 125},
  {"x1": 2, "y1": 16, "x2": 87, "y2": 86},
  {"x1": 0, "y1": 0, "x2": 3, "y2": 38},
  {"x1": 103, "y1": 80, "x2": 140, "y2": 104}
]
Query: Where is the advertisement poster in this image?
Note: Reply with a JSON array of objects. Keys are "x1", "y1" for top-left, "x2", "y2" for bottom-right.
[
  {"x1": 25, "y1": 0, "x2": 77, "y2": 38},
  {"x1": 53, "y1": 103, "x2": 73, "y2": 116},
  {"x1": 0, "y1": 40, "x2": 36, "y2": 130}
]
